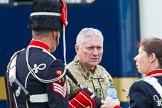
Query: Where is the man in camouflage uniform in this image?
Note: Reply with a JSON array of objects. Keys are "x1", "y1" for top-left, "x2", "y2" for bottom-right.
[{"x1": 67, "y1": 27, "x2": 113, "y2": 101}]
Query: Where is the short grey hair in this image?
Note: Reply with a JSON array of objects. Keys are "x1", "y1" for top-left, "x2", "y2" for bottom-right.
[{"x1": 76, "y1": 28, "x2": 104, "y2": 47}]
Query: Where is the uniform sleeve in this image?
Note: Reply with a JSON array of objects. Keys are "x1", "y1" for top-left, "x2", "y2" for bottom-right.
[
  {"x1": 45, "y1": 59, "x2": 68, "y2": 108},
  {"x1": 129, "y1": 81, "x2": 152, "y2": 108},
  {"x1": 4, "y1": 72, "x2": 16, "y2": 108},
  {"x1": 67, "y1": 74, "x2": 80, "y2": 99}
]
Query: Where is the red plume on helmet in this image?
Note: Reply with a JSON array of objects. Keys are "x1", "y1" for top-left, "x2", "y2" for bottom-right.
[
  {"x1": 28, "y1": 0, "x2": 67, "y2": 31},
  {"x1": 59, "y1": 0, "x2": 68, "y2": 27}
]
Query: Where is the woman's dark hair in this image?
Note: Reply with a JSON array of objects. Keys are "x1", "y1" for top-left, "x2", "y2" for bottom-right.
[{"x1": 140, "y1": 38, "x2": 162, "y2": 68}]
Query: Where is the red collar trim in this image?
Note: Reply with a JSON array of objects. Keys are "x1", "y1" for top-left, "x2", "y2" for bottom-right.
[
  {"x1": 146, "y1": 69, "x2": 162, "y2": 76},
  {"x1": 29, "y1": 40, "x2": 50, "y2": 52}
]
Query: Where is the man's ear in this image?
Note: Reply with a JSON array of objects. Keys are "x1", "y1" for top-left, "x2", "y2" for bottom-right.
[
  {"x1": 52, "y1": 31, "x2": 57, "y2": 39},
  {"x1": 150, "y1": 53, "x2": 157, "y2": 63},
  {"x1": 75, "y1": 45, "x2": 79, "y2": 54},
  {"x1": 52, "y1": 31, "x2": 60, "y2": 46}
]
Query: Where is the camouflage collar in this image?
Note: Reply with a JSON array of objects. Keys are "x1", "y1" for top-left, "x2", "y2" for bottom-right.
[{"x1": 73, "y1": 56, "x2": 98, "y2": 79}]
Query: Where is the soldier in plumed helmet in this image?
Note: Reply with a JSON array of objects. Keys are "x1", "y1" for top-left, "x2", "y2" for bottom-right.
[{"x1": 4, "y1": 0, "x2": 68, "y2": 108}]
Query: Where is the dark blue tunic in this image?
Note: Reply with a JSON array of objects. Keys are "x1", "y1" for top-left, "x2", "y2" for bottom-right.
[
  {"x1": 5, "y1": 40, "x2": 68, "y2": 108},
  {"x1": 129, "y1": 71, "x2": 162, "y2": 108}
]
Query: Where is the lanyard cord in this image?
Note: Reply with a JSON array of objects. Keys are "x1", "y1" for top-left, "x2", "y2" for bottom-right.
[{"x1": 25, "y1": 46, "x2": 66, "y2": 83}]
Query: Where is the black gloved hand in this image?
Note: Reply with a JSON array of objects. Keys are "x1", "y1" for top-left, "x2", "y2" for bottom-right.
[{"x1": 82, "y1": 88, "x2": 102, "y2": 108}]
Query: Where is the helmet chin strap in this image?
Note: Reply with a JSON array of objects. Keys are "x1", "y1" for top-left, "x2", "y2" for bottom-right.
[
  {"x1": 62, "y1": 25, "x2": 67, "y2": 65},
  {"x1": 54, "y1": 26, "x2": 66, "y2": 66}
]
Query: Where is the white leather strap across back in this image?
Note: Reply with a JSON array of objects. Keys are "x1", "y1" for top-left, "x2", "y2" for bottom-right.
[
  {"x1": 8, "y1": 55, "x2": 17, "y2": 83},
  {"x1": 29, "y1": 93, "x2": 48, "y2": 103},
  {"x1": 143, "y1": 76, "x2": 162, "y2": 98}
]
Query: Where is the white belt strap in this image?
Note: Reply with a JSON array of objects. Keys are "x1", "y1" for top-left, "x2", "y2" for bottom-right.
[
  {"x1": 29, "y1": 93, "x2": 48, "y2": 103},
  {"x1": 143, "y1": 76, "x2": 162, "y2": 98}
]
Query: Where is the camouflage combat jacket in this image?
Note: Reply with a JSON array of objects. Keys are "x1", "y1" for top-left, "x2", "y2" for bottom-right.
[{"x1": 67, "y1": 56, "x2": 113, "y2": 99}]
